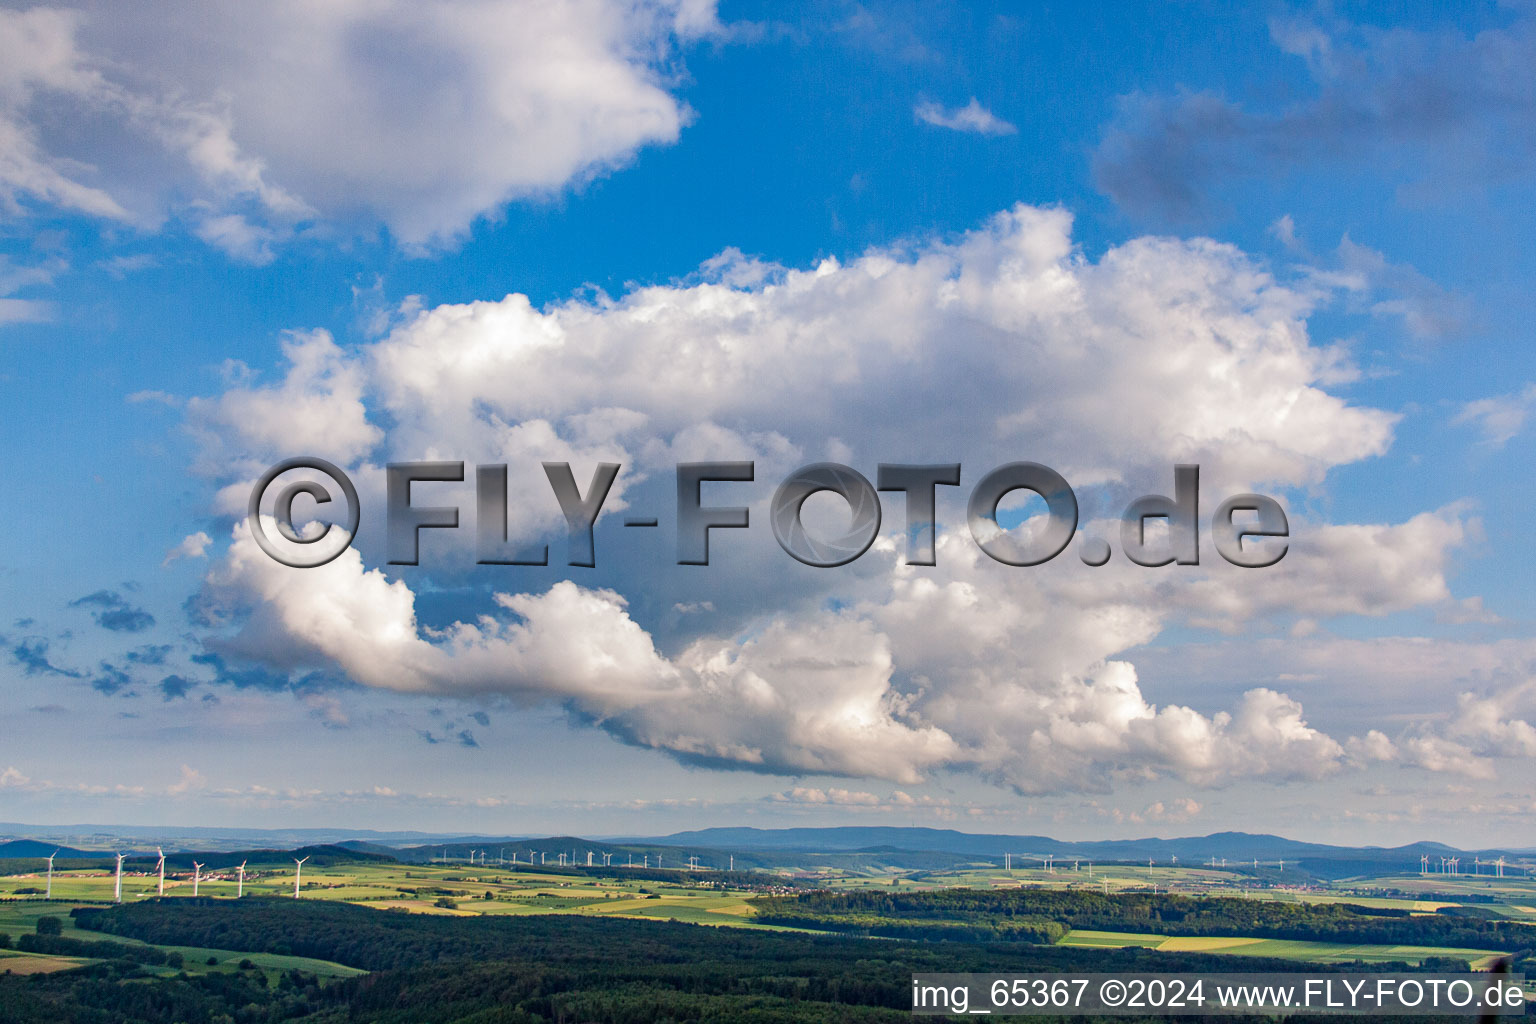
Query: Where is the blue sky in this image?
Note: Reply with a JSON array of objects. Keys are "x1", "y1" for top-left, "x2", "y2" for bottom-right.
[{"x1": 1, "y1": 0, "x2": 1533, "y2": 845}]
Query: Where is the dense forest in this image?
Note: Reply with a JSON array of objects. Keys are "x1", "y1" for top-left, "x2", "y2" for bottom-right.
[
  {"x1": 0, "y1": 897, "x2": 1425, "y2": 1024},
  {"x1": 752, "y1": 889, "x2": 1536, "y2": 951}
]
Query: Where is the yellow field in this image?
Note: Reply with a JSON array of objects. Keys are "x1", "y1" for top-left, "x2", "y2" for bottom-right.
[
  {"x1": 1058, "y1": 928, "x2": 1509, "y2": 968},
  {"x1": 0, "y1": 949, "x2": 93, "y2": 974}
]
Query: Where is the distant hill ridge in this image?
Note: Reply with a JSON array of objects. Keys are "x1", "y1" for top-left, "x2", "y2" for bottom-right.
[
  {"x1": 638, "y1": 826, "x2": 1510, "y2": 863},
  {"x1": 1, "y1": 825, "x2": 1524, "y2": 867}
]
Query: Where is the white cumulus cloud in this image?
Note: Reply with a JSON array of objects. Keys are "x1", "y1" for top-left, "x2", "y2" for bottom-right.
[
  {"x1": 184, "y1": 203, "x2": 1487, "y2": 793},
  {"x1": 0, "y1": 1, "x2": 716, "y2": 250}
]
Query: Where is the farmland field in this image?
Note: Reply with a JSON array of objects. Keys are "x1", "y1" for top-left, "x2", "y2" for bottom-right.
[{"x1": 1057, "y1": 929, "x2": 1511, "y2": 968}]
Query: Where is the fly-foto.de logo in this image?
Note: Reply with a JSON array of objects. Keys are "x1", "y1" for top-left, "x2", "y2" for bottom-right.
[{"x1": 248, "y1": 459, "x2": 1289, "y2": 571}]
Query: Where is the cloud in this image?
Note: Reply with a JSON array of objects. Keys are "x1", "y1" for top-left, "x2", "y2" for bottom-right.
[
  {"x1": 0, "y1": 297, "x2": 54, "y2": 326},
  {"x1": 128, "y1": 390, "x2": 181, "y2": 407},
  {"x1": 162, "y1": 530, "x2": 212, "y2": 567},
  {"x1": 0, "y1": 1, "x2": 717, "y2": 252},
  {"x1": 1383, "y1": 682, "x2": 1536, "y2": 779},
  {"x1": 1453, "y1": 383, "x2": 1536, "y2": 447},
  {"x1": 1303, "y1": 237, "x2": 1470, "y2": 342},
  {"x1": 0, "y1": 255, "x2": 59, "y2": 326},
  {"x1": 158, "y1": 674, "x2": 195, "y2": 700},
  {"x1": 10, "y1": 637, "x2": 80, "y2": 677},
  {"x1": 125, "y1": 643, "x2": 172, "y2": 665},
  {"x1": 1093, "y1": 11, "x2": 1536, "y2": 222},
  {"x1": 166, "y1": 764, "x2": 205, "y2": 795},
  {"x1": 89, "y1": 662, "x2": 133, "y2": 695},
  {"x1": 914, "y1": 97, "x2": 1016, "y2": 136},
  {"x1": 184, "y1": 203, "x2": 1476, "y2": 794},
  {"x1": 68, "y1": 589, "x2": 155, "y2": 632}
]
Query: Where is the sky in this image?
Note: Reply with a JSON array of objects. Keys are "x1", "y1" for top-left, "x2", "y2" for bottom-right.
[{"x1": 0, "y1": 0, "x2": 1533, "y2": 847}]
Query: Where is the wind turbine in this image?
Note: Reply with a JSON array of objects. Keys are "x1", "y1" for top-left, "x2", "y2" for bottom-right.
[
  {"x1": 45, "y1": 850, "x2": 57, "y2": 900},
  {"x1": 156, "y1": 848, "x2": 165, "y2": 896},
  {"x1": 293, "y1": 855, "x2": 309, "y2": 898},
  {"x1": 114, "y1": 852, "x2": 126, "y2": 903},
  {"x1": 1421, "y1": 854, "x2": 1429, "y2": 875},
  {"x1": 237, "y1": 860, "x2": 247, "y2": 898},
  {"x1": 192, "y1": 862, "x2": 203, "y2": 897}
]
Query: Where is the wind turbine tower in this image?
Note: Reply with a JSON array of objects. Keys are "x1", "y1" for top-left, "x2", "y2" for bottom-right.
[
  {"x1": 237, "y1": 860, "x2": 247, "y2": 898},
  {"x1": 114, "y1": 852, "x2": 127, "y2": 903},
  {"x1": 293, "y1": 856, "x2": 309, "y2": 898},
  {"x1": 45, "y1": 850, "x2": 57, "y2": 900},
  {"x1": 192, "y1": 862, "x2": 203, "y2": 897},
  {"x1": 156, "y1": 848, "x2": 165, "y2": 896}
]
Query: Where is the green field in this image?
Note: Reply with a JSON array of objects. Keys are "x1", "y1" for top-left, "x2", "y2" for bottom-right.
[{"x1": 0, "y1": 896, "x2": 367, "y2": 983}]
